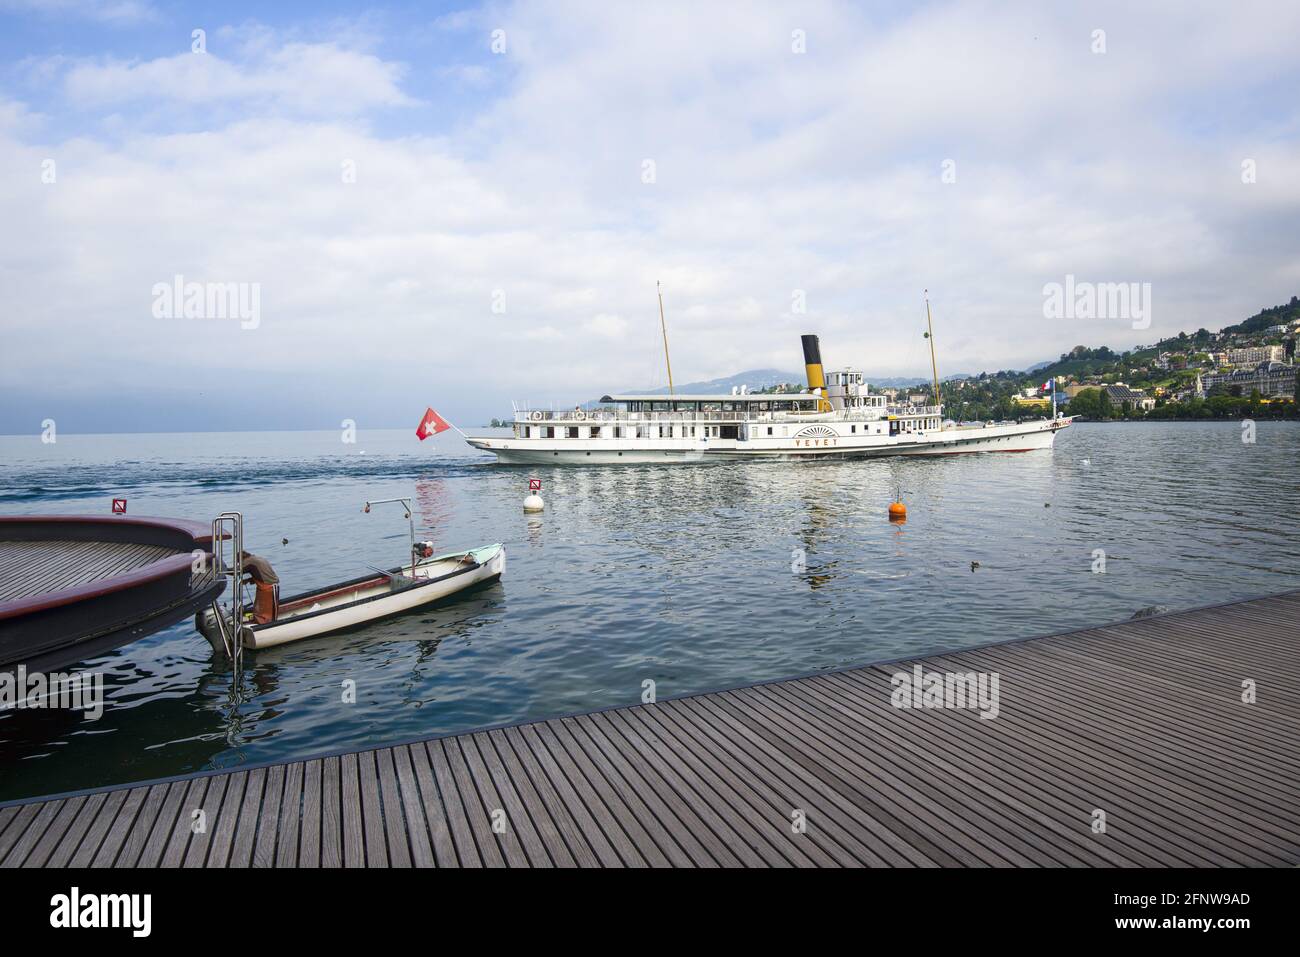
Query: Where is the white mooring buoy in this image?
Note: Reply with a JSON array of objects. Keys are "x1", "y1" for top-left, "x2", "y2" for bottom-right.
[{"x1": 523, "y1": 477, "x2": 544, "y2": 513}]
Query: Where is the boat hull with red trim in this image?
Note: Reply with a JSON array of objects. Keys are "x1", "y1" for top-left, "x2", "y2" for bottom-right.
[{"x1": 0, "y1": 515, "x2": 225, "y2": 674}]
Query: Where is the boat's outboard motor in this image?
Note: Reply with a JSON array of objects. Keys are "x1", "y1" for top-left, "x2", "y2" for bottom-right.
[{"x1": 240, "y1": 551, "x2": 280, "y2": 624}]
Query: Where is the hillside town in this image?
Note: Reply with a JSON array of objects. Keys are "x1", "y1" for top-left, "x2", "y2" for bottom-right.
[{"x1": 923, "y1": 296, "x2": 1300, "y2": 422}]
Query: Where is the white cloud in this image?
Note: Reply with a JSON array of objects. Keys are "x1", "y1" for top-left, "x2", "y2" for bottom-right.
[
  {"x1": 0, "y1": 0, "x2": 155, "y2": 23},
  {"x1": 62, "y1": 42, "x2": 414, "y2": 114},
  {"x1": 582, "y1": 313, "x2": 628, "y2": 338},
  {"x1": 2, "y1": 0, "x2": 1300, "y2": 427}
]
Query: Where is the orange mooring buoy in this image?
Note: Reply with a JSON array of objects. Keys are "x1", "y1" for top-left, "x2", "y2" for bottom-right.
[{"x1": 888, "y1": 500, "x2": 907, "y2": 521}]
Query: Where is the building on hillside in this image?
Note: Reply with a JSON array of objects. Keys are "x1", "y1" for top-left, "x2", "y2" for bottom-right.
[
  {"x1": 1100, "y1": 383, "x2": 1156, "y2": 411},
  {"x1": 1227, "y1": 345, "x2": 1285, "y2": 366},
  {"x1": 1063, "y1": 383, "x2": 1094, "y2": 399},
  {"x1": 1013, "y1": 395, "x2": 1051, "y2": 409},
  {"x1": 1200, "y1": 361, "x2": 1297, "y2": 399}
]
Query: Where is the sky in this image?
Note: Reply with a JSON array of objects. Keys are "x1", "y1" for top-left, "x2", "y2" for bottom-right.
[{"x1": 0, "y1": 0, "x2": 1298, "y2": 433}]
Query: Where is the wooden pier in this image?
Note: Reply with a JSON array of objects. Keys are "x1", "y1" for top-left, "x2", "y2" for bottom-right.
[{"x1": 2, "y1": 590, "x2": 1298, "y2": 867}]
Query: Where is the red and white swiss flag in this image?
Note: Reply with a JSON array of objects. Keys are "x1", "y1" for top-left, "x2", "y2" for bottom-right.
[{"x1": 415, "y1": 407, "x2": 452, "y2": 441}]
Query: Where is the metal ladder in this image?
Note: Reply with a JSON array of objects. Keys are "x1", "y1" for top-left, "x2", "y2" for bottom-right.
[{"x1": 209, "y1": 511, "x2": 245, "y2": 672}]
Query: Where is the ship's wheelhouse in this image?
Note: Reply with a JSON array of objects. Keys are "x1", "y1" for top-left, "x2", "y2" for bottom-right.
[{"x1": 826, "y1": 369, "x2": 886, "y2": 414}]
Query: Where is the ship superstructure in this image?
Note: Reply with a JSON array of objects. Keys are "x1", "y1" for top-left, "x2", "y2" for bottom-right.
[{"x1": 465, "y1": 334, "x2": 1070, "y2": 464}]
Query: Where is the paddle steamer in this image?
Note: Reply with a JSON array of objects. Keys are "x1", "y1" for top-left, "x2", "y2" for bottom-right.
[{"x1": 466, "y1": 331, "x2": 1071, "y2": 465}]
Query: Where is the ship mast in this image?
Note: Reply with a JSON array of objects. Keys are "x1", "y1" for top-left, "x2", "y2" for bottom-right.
[
  {"x1": 657, "y1": 280, "x2": 675, "y2": 397},
  {"x1": 924, "y1": 290, "x2": 941, "y2": 410}
]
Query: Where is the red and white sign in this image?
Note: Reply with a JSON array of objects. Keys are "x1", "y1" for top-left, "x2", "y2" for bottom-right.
[
  {"x1": 112, "y1": 498, "x2": 127, "y2": 514},
  {"x1": 528, "y1": 478, "x2": 542, "y2": 491},
  {"x1": 415, "y1": 407, "x2": 453, "y2": 441}
]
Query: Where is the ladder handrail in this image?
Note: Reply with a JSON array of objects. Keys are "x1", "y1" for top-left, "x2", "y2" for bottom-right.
[{"x1": 210, "y1": 512, "x2": 245, "y2": 667}]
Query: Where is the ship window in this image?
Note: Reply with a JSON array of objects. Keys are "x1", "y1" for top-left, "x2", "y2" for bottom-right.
[
  {"x1": 766, "y1": 427, "x2": 773, "y2": 436},
  {"x1": 566, "y1": 427, "x2": 579, "y2": 438},
  {"x1": 851, "y1": 425, "x2": 856, "y2": 433},
  {"x1": 589, "y1": 427, "x2": 600, "y2": 438},
  {"x1": 543, "y1": 427, "x2": 555, "y2": 439}
]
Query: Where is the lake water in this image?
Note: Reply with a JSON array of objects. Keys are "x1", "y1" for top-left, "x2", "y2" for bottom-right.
[{"x1": 2, "y1": 421, "x2": 1298, "y2": 801}]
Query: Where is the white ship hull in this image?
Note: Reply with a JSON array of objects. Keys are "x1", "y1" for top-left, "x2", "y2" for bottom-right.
[{"x1": 468, "y1": 417, "x2": 1068, "y2": 465}]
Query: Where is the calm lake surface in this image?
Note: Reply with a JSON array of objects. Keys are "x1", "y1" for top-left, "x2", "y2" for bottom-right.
[{"x1": 2, "y1": 421, "x2": 1298, "y2": 801}]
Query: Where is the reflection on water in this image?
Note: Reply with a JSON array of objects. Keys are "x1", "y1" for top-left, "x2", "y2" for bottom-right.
[{"x1": 1, "y1": 422, "x2": 1298, "y2": 800}]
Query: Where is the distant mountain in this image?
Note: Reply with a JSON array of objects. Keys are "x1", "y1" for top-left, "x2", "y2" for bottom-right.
[
  {"x1": 622, "y1": 369, "x2": 802, "y2": 395},
  {"x1": 611, "y1": 368, "x2": 957, "y2": 397}
]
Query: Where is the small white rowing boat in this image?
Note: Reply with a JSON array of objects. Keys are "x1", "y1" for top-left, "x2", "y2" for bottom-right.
[
  {"x1": 197, "y1": 497, "x2": 504, "y2": 652},
  {"x1": 200, "y1": 544, "x2": 504, "y2": 650}
]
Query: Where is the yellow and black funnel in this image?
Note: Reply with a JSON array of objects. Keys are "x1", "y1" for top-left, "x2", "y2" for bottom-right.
[{"x1": 801, "y1": 334, "x2": 832, "y2": 411}]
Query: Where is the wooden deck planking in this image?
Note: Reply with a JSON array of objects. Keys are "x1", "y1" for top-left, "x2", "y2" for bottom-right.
[
  {"x1": 872, "y1": 655, "x2": 1290, "y2": 866},
  {"x1": 183, "y1": 773, "x2": 227, "y2": 868},
  {"x1": 0, "y1": 540, "x2": 179, "y2": 601},
  {"x1": 3, "y1": 589, "x2": 1299, "y2": 867},
  {"x1": 275, "y1": 761, "x2": 304, "y2": 868},
  {"x1": 946, "y1": 643, "x2": 1300, "y2": 810}
]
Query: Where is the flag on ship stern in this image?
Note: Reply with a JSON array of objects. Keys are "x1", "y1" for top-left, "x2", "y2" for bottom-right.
[{"x1": 416, "y1": 407, "x2": 453, "y2": 440}]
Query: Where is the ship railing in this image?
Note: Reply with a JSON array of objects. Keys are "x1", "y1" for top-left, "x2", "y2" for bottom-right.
[
  {"x1": 514, "y1": 409, "x2": 776, "y2": 423},
  {"x1": 511, "y1": 407, "x2": 902, "y2": 424}
]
